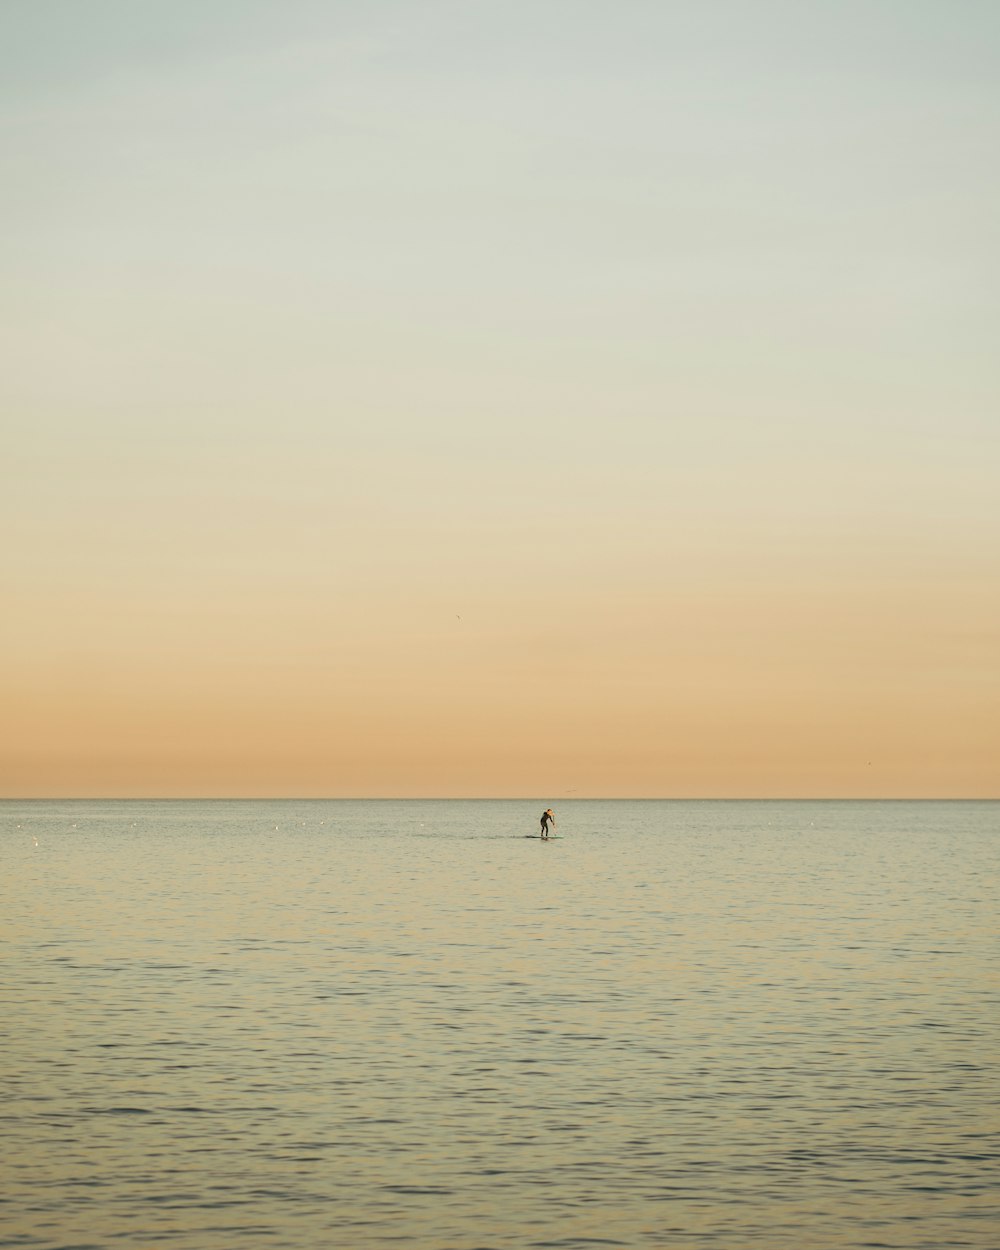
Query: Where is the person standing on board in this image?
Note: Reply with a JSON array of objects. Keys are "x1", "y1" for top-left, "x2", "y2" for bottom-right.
[{"x1": 540, "y1": 809, "x2": 555, "y2": 839}]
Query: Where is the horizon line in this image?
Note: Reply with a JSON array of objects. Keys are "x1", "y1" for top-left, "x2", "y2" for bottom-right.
[{"x1": 2, "y1": 795, "x2": 997, "y2": 803}]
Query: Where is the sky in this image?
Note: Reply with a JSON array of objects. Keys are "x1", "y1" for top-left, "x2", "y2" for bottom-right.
[{"x1": 2, "y1": 0, "x2": 998, "y2": 798}]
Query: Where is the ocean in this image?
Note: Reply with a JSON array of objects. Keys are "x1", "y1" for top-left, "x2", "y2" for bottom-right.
[{"x1": 3, "y1": 799, "x2": 997, "y2": 1249}]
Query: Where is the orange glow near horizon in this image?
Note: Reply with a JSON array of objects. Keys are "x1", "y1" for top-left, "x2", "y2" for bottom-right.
[{"x1": 5, "y1": 515, "x2": 997, "y2": 796}]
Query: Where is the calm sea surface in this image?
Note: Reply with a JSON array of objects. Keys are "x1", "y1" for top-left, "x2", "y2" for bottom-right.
[{"x1": 3, "y1": 799, "x2": 998, "y2": 1249}]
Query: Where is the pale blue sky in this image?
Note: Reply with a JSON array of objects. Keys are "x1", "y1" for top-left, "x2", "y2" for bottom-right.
[{"x1": 5, "y1": 2, "x2": 998, "y2": 444}]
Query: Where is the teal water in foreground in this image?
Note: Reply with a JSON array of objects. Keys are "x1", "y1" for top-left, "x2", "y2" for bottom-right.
[{"x1": 3, "y1": 799, "x2": 998, "y2": 1249}]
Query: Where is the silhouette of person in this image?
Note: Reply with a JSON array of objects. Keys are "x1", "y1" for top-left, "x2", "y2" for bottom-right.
[{"x1": 540, "y1": 809, "x2": 555, "y2": 839}]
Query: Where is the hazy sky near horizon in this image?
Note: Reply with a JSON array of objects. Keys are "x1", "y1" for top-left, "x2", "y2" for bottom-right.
[{"x1": 3, "y1": 0, "x2": 998, "y2": 797}]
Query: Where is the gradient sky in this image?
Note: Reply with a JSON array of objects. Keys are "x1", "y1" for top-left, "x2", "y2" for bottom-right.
[{"x1": 3, "y1": 0, "x2": 998, "y2": 797}]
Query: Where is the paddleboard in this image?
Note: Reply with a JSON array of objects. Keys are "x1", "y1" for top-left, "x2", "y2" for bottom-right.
[{"x1": 524, "y1": 835, "x2": 562, "y2": 839}]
